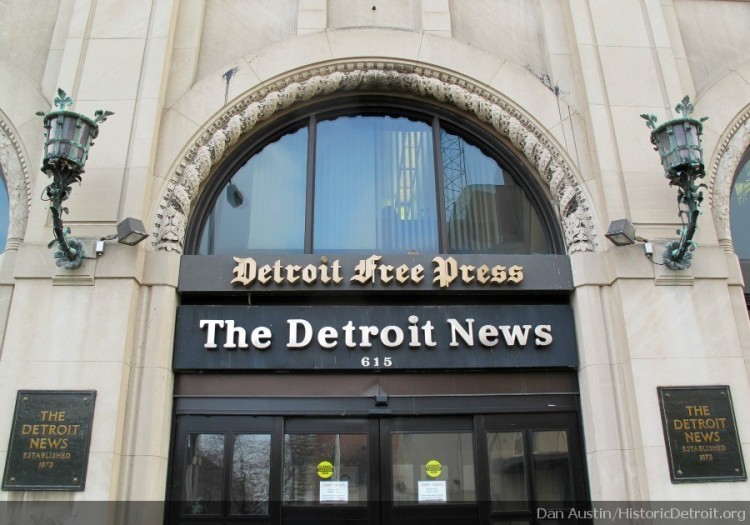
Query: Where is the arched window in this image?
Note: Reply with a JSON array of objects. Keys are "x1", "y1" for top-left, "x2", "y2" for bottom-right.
[
  {"x1": 0, "y1": 166, "x2": 9, "y2": 251},
  {"x1": 188, "y1": 99, "x2": 562, "y2": 256},
  {"x1": 730, "y1": 149, "x2": 750, "y2": 261},
  {"x1": 730, "y1": 149, "x2": 750, "y2": 312}
]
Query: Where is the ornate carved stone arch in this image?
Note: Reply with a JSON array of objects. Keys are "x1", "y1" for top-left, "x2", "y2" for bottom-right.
[
  {"x1": 709, "y1": 105, "x2": 750, "y2": 252},
  {"x1": 0, "y1": 112, "x2": 32, "y2": 251},
  {"x1": 154, "y1": 62, "x2": 597, "y2": 253}
]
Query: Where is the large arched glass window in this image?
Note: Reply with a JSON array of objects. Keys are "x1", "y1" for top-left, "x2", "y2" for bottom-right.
[
  {"x1": 730, "y1": 150, "x2": 750, "y2": 260},
  {"x1": 190, "y1": 100, "x2": 560, "y2": 256}
]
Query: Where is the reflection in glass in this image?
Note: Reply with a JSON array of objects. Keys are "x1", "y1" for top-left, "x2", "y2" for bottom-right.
[
  {"x1": 283, "y1": 433, "x2": 368, "y2": 505},
  {"x1": 441, "y1": 130, "x2": 548, "y2": 254},
  {"x1": 487, "y1": 431, "x2": 527, "y2": 511},
  {"x1": 195, "y1": 113, "x2": 557, "y2": 256},
  {"x1": 231, "y1": 434, "x2": 271, "y2": 515},
  {"x1": 198, "y1": 127, "x2": 308, "y2": 255},
  {"x1": 184, "y1": 433, "x2": 224, "y2": 515},
  {"x1": 314, "y1": 116, "x2": 439, "y2": 252},
  {"x1": 391, "y1": 432, "x2": 475, "y2": 504},
  {"x1": 731, "y1": 157, "x2": 750, "y2": 259},
  {"x1": 532, "y1": 430, "x2": 573, "y2": 506}
]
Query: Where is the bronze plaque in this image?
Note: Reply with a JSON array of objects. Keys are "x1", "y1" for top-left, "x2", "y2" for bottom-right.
[
  {"x1": 658, "y1": 386, "x2": 746, "y2": 483},
  {"x1": 2, "y1": 390, "x2": 96, "y2": 491}
]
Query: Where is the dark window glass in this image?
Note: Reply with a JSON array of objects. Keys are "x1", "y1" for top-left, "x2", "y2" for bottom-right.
[
  {"x1": 314, "y1": 116, "x2": 438, "y2": 252},
  {"x1": 195, "y1": 110, "x2": 554, "y2": 255},
  {"x1": 731, "y1": 155, "x2": 750, "y2": 260},
  {"x1": 184, "y1": 433, "x2": 224, "y2": 515},
  {"x1": 198, "y1": 127, "x2": 308, "y2": 254},
  {"x1": 531, "y1": 430, "x2": 573, "y2": 507},
  {"x1": 487, "y1": 431, "x2": 527, "y2": 511}
]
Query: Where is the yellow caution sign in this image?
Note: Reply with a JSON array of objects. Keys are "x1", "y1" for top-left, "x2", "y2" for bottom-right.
[
  {"x1": 317, "y1": 460, "x2": 334, "y2": 479},
  {"x1": 425, "y1": 459, "x2": 442, "y2": 478}
]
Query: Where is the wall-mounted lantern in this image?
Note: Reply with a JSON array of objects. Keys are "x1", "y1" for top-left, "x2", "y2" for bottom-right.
[
  {"x1": 37, "y1": 88, "x2": 113, "y2": 269},
  {"x1": 639, "y1": 96, "x2": 708, "y2": 270},
  {"x1": 606, "y1": 98, "x2": 708, "y2": 269}
]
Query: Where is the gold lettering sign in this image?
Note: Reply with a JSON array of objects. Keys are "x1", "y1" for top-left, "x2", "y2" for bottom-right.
[
  {"x1": 3, "y1": 391, "x2": 97, "y2": 491},
  {"x1": 658, "y1": 386, "x2": 746, "y2": 483},
  {"x1": 232, "y1": 256, "x2": 344, "y2": 286},
  {"x1": 231, "y1": 255, "x2": 524, "y2": 289}
]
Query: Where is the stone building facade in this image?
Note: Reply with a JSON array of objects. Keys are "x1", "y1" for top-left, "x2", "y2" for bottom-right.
[{"x1": 0, "y1": 0, "x2": 749, "y2": 523}]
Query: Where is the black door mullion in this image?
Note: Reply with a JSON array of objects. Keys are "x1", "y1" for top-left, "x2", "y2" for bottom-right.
[
  {"x1": 222, "y1": 431, "x2": 233, "y2": 519},
  {"x1": 304, "y1": 115, "x2": 316, "y2": 253},
  {"x1": 474, "y1": 415, "x2": 491, "y2": 525},
  {"x1": 567, "y1": 411, "x2": 590, "y2": 515},
  {"x1": 378, "y1": 417, "x2": 392, "y2": 524},
  {"x1": 369, "y1": 418, "x2": 382, "y2": 525},
  {"x1": 167, "y1": 417, "x2": 185, "y2": 525},
  {"x1": 524, "y1": 428, "x2": 539, "y2": 523},
  {"x1": 270, "y1": 416, "x2": 284, "y2": 524},
  {"x1": 432, "y1": 117, "x2": 449, "y2": 253}
]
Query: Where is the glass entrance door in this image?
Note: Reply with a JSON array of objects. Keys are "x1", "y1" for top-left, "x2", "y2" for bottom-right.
[
  {"x1": 281, "y1": 418, "x2": 378, "y2": 524},
  {"x1": 168, "y1": 412, "x2": 587, "y2": 524},
  {"x1": 479, "y1": 413, "x2": 585, "y2": 524},
  {"x1": 383, "y1": 417, "x2": 479, "y2": 524}
]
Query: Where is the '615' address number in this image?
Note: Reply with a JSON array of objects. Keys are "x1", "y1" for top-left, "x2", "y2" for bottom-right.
[{"x1": 361, "y1": 357, "x2": 392, "y2": 367}]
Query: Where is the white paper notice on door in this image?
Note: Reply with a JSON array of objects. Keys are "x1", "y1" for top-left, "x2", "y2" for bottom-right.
[
  {"x1": 417, "y1": 480, "x2": 447, "y2": 502},
  {"x1": 320, "y1": 481, "x2": 349, "y2": 502}
]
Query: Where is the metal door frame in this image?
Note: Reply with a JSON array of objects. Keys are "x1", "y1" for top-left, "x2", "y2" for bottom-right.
[{"x1": 166, "y1": 394, "x2": 589, "y2": 524}]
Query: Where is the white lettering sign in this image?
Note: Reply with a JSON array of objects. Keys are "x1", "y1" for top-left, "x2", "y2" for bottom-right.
[
  {"x1": 199, "y1": 316, "x2": 554, "y2": 352},
  {"x1": 177, "y1": 305, "x2": 576, "y2": 370}
]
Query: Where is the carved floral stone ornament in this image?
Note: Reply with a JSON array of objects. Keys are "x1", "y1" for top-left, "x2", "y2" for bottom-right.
[
  {"x1": 154, "y1": 63, "x2": 597, "y2": 254},
  {"x1": 709, "y1": 106, "x2": 750, "y2": 250},
  {"x1": 0, "y1": 114, "x2": 32, "y2": 251}
]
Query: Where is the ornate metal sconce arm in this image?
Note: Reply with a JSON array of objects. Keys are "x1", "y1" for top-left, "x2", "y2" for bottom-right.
[
  {"x1": 662, "y1": 173, "x2": 705, "y2": 270},
  {"x1": 42, "y1": 166, "x2": 86, "y2": 269}
]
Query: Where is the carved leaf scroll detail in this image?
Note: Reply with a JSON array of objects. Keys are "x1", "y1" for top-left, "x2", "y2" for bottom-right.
[{"x1": 0, "y1": 117, "x2": 32, "y2": 251}]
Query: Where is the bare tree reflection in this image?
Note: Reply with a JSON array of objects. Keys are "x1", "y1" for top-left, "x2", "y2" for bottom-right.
[{"x1": 231, "y1": 434, "x2": 272, "y2": 514}]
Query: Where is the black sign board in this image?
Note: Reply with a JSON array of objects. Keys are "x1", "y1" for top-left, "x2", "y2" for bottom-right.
[
  {"x1": 658, "y1": 386, "x2": 746, "y2": 483},
  {"x1": 174, "y1": 304, "x2": 577, "y2": 371},
  {"x1": 2, "y1": 391, "x2": 96, "y2": 491}
]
